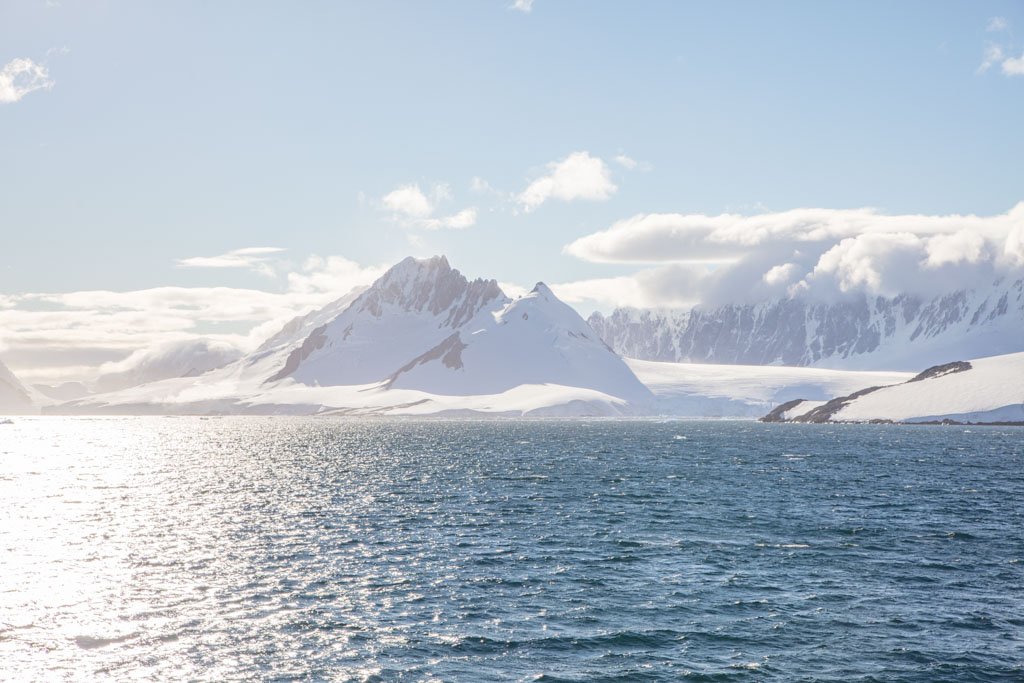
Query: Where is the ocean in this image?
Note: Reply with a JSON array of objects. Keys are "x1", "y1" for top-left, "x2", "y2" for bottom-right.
[{"x1": 1, "y1": 417, "x2": 1022, "y2": 681}]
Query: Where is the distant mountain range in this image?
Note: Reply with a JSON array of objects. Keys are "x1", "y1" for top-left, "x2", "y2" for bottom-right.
[
  {"x1": 2, "y1": 256, "x2": 1020, "y2": 421},
  {"x1": 588, "y1": 278, "x2": 1024, "y2": 371}
]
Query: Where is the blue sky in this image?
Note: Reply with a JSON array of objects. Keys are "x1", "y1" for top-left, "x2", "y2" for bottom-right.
[{"x1": 2, "y1": 1, "x2": 1023, "y2": 382}]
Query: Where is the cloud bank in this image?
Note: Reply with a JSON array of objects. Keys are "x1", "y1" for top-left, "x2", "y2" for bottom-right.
[
  {"x1": 0, "y1": 255, "x2": 387, "y2": 384},
  {"x1": 563, "y1": 203, "x2": 1024, "y2": 308}
]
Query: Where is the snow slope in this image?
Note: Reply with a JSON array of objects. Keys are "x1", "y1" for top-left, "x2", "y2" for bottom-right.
[
  {"x1": 0, "y1": 360, "x2": 38, "y2": 414},
  {"x1": 826, "y1": 352, "x2": 1024, "y2": 424},
  {"x1": 56, "y1": 256, "x2": 650, "y2": 416},
  {"x1": 629, "y1": 358, "x2": 910, "y2": 418}
]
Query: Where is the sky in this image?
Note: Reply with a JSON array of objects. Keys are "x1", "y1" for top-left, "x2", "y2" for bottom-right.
[{"x1": 2, "y1": 0, "x2": 1023, "y2": 385}]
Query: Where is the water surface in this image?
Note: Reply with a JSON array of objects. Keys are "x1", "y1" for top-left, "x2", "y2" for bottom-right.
[{"x1": 1, "y1": 418, "x2": 1022, "y2": 681}]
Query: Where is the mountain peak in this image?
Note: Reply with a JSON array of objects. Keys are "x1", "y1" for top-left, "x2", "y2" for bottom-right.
[
  {"x1": 357, "y1": 255, "x2": 504, "y2": 320},
  {"x1": 531, "y1": 282, "x2": 553, "y2": 297}
]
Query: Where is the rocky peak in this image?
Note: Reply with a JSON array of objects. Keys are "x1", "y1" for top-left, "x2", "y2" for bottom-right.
[{"x1": 355, "y1": 255, "x2": 506, "y2": 324}]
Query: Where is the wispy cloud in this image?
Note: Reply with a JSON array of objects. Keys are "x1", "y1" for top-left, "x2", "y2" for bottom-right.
[
  {"x1": 987, "y1": 16, "x2": 1008, "y2": 32},
  {"x1": 177, "y1": 246, "x2": 286, "y2": 276},
  {"x1": 518, "y1": 151, "x2": 617, "y2": 212},
  {"x1": 511, "y1": 0, "x2": 534, "y2": 13},
  {"x1": 613, "y1": 154, "x2": 638, "y2": 170},
  {"x1": 978, "y1": 19, "x2": 1024, "y2": 77},
  {"x1": 0, "y1": 58, "x2": 54, "y2": 104}
]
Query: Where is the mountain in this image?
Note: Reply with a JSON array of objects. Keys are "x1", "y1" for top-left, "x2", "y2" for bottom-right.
[
  {"x1": 0, "y1": 360, "x2": 37, "y2": 414},
  {"x1": 764, "y1": 352, "x2": 1024, "y2": 425},
  {"x1": 94, "y1": 339, "x2": 243, "y2": 394},
  {"x1": 588, "y1": 279, "x2": 1024, "y2": 371},
  {"x1": 55, "y1": 256, "x2": 651, "y2": 416}
]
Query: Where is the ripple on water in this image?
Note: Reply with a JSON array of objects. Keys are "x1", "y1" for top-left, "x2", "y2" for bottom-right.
[{"x1": 0, "y1": 418, "x2": 1022, "y2": 681}]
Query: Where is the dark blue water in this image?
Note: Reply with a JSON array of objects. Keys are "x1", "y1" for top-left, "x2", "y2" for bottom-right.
[{"x1": 2, "y1": 418, "x2": 1023, "y2": 681}]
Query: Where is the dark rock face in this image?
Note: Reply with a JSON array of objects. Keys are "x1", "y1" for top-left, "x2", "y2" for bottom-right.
[
  {"x1": 267, "y1": 325, "x2": 328, "y2": 383},
  {"x1": 790, "y1": 385, "x2": 886, "y2": 423},
  {"x1": 760, "y1": 399, "x2": 806, "y2": 423},
  {"x1": 386, "y1": 333, "x2": 468, "y2": 388},
  {"x1": 907, "y1": 361, "x2": 972, "y2": 383},
  {"x1": 588, "y1": 279, "x2": 1024, "y2": 367}
]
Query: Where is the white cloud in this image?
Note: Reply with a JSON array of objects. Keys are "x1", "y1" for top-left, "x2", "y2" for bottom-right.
[
  {"x1": 1002, "y1": 51, "x2": 1024, "y2": 76},
  {"x1": 518, "y1": 151, "x2": 617, "y2": 211},
  {"x1": 0, "y1": 58, "x2": 54, "y2": 104},
  {"x1": 382, "y1": 184, "x2": 434, "y2": 218},
  {"x1": 563, "y1": 203, "x2": 1024, "y2": 307},
  {"x1": 613, "y1": 154, "x2": 638, "y2": 170},
  {"x1": 381, "y1": 182, "x2": 476, "y2": 229},
  {"x1": 177, "y1": 246, "x2": 286, "y2": 276},
  {"x1": 979, "y1": 43, "x2": 1004, "y2": 73},
  {"x1": 511, "y1": 0, "x2": 534, "y2": 13},
  {"x1": 987, "y1": 17, "x2": 1008, "y2": 32},
  {"x1": 978, "y1": 18, "x2": 1024, "y2": 77},
  {"x1": 420, "y1": 207, "x2": 478, "y2": 230},
  {"x1": 763, "y1": 263, "x2": 798, "y2": 286},
  {"x1": 470, "y1": 176, "x2": 503, "y2": 195}
]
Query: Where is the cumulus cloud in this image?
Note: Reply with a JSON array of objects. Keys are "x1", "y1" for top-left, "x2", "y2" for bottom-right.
[
  {"x1": 562, "y1": 203, "x2": 1024, "y2": 308},
  {"x1": 1002, "y1": 52, "x2": 1024, "y2": 76},
  {"x1": 0, "y1": 58, "x2": 54, "y2": 104},
  {"x1": 511, "y1": 0, "x2": 534, "y2": 13},
  {"x1": 177, "y1": 246, "x2": 286, "y2": 276},
  {"x1": 382, "y1": 184, "x2": 434, "y2": 218},
  {"x1": 381, "y1": 182, "x2": 476, "y2": 229},
  {"x1": 518, "y1": 151, "x2": 617, "y2": 212}
]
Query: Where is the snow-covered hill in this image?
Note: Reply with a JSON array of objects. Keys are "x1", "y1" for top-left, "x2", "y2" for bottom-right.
[
  {"x1": 0, "y1": 360, "x2": 37, "y2": 414},
  {"x1": 766, "y1": 352, "x2": 1024, "y2": 424},
  {"x1": 589, "y1": 279, "x2": 1024, "y2": 371},
  {"x1": 55, "y1": 256, "x2": 651, "y2": 416},
  {"x1": 629, "y1": 358, "x2": 911, "y2": 418}
]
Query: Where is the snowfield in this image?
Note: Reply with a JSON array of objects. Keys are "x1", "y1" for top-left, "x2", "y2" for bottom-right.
[
  {"x1": 828, "y1": 352, "x2": 1024, "y2": 424},
  {"x1": 628, "y1": 359, "x2": 910, "y2": 418}
]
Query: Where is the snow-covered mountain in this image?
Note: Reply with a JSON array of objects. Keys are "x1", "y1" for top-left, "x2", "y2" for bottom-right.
[
  {"x1": 56, "y1": 256, "x2": 651, "y2": 416},
  {"x1": 765, "y1": 352, "x2": 1024, "y2": 424},
  {"x1": 0, "y1": 360, "x2": 37, "y2": 414},
  {"x1": 588, "y1": 278, "x2": 1024, "y2": 371}
]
